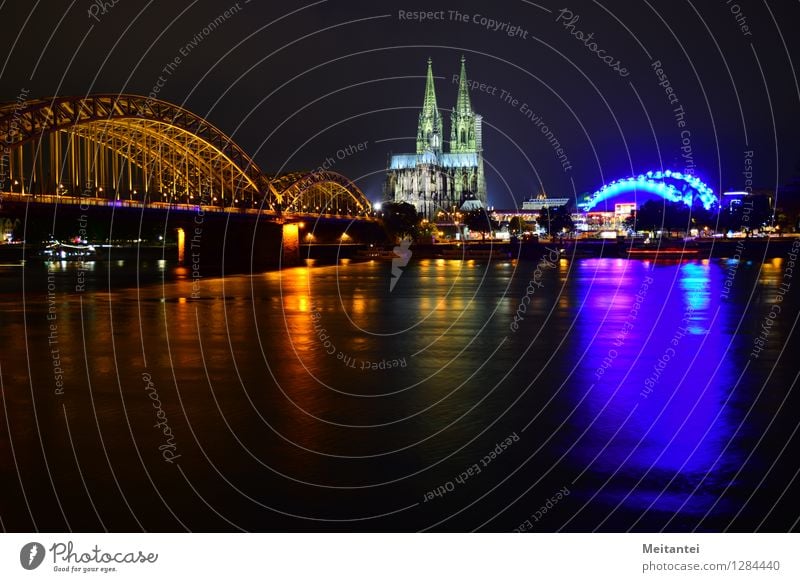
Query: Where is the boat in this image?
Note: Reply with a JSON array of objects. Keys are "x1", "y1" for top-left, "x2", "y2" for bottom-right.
[
  {"x1": 622, "y1": 240, "x2": 699, "y2": 259},
  {"x1": 355, "y1": 248, "x2": 400, "y2": 259},
  {"x1": 440, "y1": 247, "x2": 511, "y2": 260},
  {"x1": 39, "y1": 240, "x2": 97, "y2": 261}
]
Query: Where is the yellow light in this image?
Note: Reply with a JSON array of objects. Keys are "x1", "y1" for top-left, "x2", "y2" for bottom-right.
[{"x1": 176, "y1": 227, "x2": 185, "y2": 264}]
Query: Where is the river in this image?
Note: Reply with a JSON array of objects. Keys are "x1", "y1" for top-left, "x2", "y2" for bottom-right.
[{"x1": 0, "y1": 253, "x2": 798, "y2": 532}]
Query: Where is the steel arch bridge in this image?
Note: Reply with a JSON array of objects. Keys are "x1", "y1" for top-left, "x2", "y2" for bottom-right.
[
  {"x1": 580, "y1": 170, "x2": 719, "y2": 212},
  {"x1": 0, "y1": 93, "x2": 372, "y2": 218},
  {"x1": 267, "y1": 171, "x2": 373, "y2": 216}
]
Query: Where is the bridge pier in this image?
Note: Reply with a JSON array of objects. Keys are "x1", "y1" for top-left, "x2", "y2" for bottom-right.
[
  {"x1": 176, "y1": 227, "x2": 186, "y2": 265},
  {"x1": 0, "y1": 193, "x2": 380, "y2": 270},
  {"x1": 281, "y1": 222, "x2": 300, "y2": 267}
]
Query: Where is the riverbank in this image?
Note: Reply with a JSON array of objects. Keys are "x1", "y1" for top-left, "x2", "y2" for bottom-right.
[{"x1": 300, "y1": 238, "x2": 800, "y2": 262}]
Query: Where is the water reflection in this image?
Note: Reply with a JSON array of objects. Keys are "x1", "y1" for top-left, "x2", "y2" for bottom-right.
[
  {"x1": 0, "y1": 256, "x2": 795, "y2": 531},
  {"x1": 570, "y1": 259, "x2": 742, "y2": 525}
]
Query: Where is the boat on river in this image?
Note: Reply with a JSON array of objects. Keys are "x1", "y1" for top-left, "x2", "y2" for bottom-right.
[
  {"x1": 39, "y1": 240, "x2": 97, "y2": 261},
  {"x1": 622, "y1": 240, "x2": 699, "y2": 259}
]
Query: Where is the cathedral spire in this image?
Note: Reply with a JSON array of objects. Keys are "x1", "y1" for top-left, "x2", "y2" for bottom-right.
[
  {"x1": 450, "y1": 56, "x2": 477, "y2": 153},
  {"x1": 417, "y1": 58, "x2": 443, "y2": 154},
  {"x1": 422, "y1": 57, "x2": 439, "y2": 116},
  {"x1": 454, "y1": 55, "x2": 472, "y2": 116}
]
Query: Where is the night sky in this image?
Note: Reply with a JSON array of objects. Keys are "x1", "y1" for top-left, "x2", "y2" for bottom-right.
[{"x1": 2, "y1": 0, "x2": 799, "y2": 208}]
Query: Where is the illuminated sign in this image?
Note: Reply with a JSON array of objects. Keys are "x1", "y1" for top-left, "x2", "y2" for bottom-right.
[{"x1": 615, "y1": 202, "x2": 637, "y2": 216}]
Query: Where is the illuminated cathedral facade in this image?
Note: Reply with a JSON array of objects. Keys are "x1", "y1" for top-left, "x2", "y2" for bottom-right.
[{"x1": 384, "y1": 57, "x2": 487, "y2": 220}]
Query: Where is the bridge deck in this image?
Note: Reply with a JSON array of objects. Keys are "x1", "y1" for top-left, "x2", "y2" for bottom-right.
[{"x1": 0, "y1": 192, "x2": 376, "y2": 222}]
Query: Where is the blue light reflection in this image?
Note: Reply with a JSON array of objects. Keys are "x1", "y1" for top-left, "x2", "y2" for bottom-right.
[{"x1": 570, "y1": 259, "x2": 742, "y2": 524}]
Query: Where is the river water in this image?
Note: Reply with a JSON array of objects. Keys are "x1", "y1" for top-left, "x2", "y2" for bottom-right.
[{"x1": 0, "y1": 253, "x2": 798, "y2": 532}]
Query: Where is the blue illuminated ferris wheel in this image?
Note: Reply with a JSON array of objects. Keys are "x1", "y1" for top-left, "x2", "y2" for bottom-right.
[{"x1": 580, "y1": 170, "x2": 719, "y2": 212}]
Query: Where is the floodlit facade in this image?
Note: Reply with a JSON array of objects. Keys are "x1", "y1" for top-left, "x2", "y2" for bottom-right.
[{"x1": 385, "y1": 57, "x2": 487, "y2": 220}]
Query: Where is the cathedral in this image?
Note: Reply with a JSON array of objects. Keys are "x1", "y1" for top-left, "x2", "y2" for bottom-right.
[{"x1": 384, "y1": 57, "x2": 487, "y2": 220}]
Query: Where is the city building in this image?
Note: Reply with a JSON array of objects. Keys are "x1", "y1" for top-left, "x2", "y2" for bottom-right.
[
  {"x1": 521, "y1": 194, "x2": 571, "y2": 211},
  {"x1": 384, "y1": 57, "x2": 487, "y2": 220}
]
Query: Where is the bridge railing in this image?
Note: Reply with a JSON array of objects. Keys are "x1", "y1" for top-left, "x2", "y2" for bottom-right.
[
  {"x1": 0, "y1": 191, "x2": 375, "y2": 221},
  {"x1": 0, "y1": 191, "x2": 272, "y2": 214}
]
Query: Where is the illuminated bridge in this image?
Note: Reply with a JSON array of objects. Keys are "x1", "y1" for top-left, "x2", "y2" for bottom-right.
[
  {"x1": 580, "y1": 170, "x2": 719, "y2": 212},
  {"x1": 0, "y1": 94, "x2": 377, "y2": 265}
]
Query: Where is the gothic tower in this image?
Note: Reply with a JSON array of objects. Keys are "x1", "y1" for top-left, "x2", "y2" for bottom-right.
[
  {"x1": 416, "y1": 58, "x2": 443, "y2": 154},
  {"x1": 450, "y1": 56, "x2": 477, "y2": 153},
  {"x1": 448, "y1": 56, "x2": 486, "y2": 208}
]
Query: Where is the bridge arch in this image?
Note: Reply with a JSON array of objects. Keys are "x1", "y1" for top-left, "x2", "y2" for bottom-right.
[
  {"x1": 0, "y1": 94, "x2": 271, "y2": 206},
  {"x1": 0, "y1": 94, "x2": 372, "y2": 218},
  {"x1": 269, "y1": 171, "x2": 372, "y2": 217},
  {"x1": 581, "y1": 170, "x2": 718, "y2": 212}
]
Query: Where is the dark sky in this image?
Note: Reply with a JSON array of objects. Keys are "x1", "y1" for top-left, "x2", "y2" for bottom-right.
[{"x1": 2, "y1": 0, "x2": 799, "y2": 208}]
